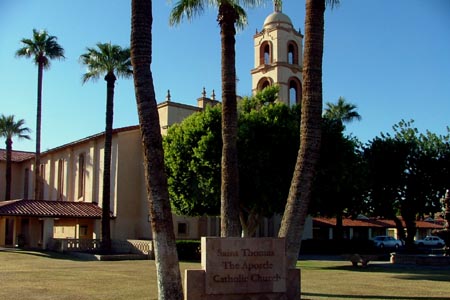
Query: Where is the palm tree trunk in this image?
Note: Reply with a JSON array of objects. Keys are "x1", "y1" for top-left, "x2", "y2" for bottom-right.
[
  {"x1": 279, "y1": 0, "x2": 325, "y2": 268},
  {"x1": 219, "y1": 3, "x2": 241, "y2": 237},
  {"x1": 5, "y1": 138, "x2": 12, "y2": 200},
  {"x1": 101, "y1": 72, "x2": 116, "y2": 252},
  {"x1": 335, "y1": 211, "x2": 343, "y2": 240},
  {"x1": 131, "y1": 1, "x2": 183, "y2": 299},
  {"x1": 34, "y1": 62, "x2": 43, "y2": 200},
  {"x1": 401, "y1": 206, "x2": 417, "y2": 249}
]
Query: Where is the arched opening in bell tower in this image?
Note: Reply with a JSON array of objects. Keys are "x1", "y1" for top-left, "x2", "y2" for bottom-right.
[
  {"x1": 257, "y1": 77, "x2": 273, "y2": 92},
  {"x1": 288, "y1": 77, "x2": 302, "y2": 106},
  {"x1": 287, "y1": 41, "x2": 299, "y2": 65},
  {"x1": 259, "y1": 41, "x2": 272, "y2": 65}
]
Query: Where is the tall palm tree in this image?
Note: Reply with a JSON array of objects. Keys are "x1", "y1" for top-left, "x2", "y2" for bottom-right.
[
  {"x1": 80, "y1": 43, "x2": 132, "y2": 252},
  {"x1": 279, "y1": 0, "x2": 339, "y2": 268},
  {"x1": 324, "y1": 96, "x2": 362, "y2": 125},
  {"x1": 131, "y1": 0, "x2": 183, "y2": 299},
  {"x1": 0, "y1": 115, "x2": 31, "y2": 200},
  {"x1": 170, "y1": 0, "x2": 263, "y2": 237},
  {"x1": 16, "y1": 29, "x2": 64, "y2": 200}
]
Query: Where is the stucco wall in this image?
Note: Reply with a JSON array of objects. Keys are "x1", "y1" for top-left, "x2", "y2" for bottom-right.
[
  {"x1": 158, "y1": 102, "x2": 199, "y2": 135},
  {"x1": 0, "y1": 160, "x2": 33, "y2": 200},
  {"x1": 112, "y1": 129, "x2": 150, "y2": 240}
]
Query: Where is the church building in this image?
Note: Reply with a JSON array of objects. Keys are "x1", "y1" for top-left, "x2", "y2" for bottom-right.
[{"x1": 0, "y1": 4, "x2": 308, "y2": 250}]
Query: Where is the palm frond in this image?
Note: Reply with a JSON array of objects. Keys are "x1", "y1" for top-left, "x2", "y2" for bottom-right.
[
  {"x1": 16, "y1": 28, "x2": 65, "y2": 69},
  {"x1": 0, "y1": 114, "x2": 31, "y2": 140},
  {"x1": 80, "y1": 42, "x2": 132, "y2": 83},
  {"x1": 169, "y1": 0, "x2": 205, "y2": 26},
  {"x1": 232, "y1": 3, "x2": 247, "y2": 30},
  {"x1": 235, "y1": 0, "x2": 265, "y2": 9},
  {"x1": 323, "y1": 97, "x2": 361, "y2": 124},
  {"x1": 326, "y1": 0, "x2": 340, "y2": 9}
]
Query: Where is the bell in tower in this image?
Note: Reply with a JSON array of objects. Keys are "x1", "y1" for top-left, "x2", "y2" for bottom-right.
[{"x1": 251, "y1": 1, "x2": 303, "y2": 106}]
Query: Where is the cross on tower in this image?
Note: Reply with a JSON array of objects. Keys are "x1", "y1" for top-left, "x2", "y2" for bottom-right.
[{"x1": 274, "y1": 0, "x2": 282, "y2": 12}]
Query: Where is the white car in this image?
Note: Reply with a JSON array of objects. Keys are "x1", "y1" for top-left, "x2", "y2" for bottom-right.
[
  {"x1": 415, "y1": 236, "x2": 445, "y2": 247},
  {"x1": 372, "y1": 236, "x2": 403, "y2": 249}
]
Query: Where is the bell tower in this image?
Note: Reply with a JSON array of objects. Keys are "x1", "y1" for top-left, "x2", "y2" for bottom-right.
[{"x1": 251, "y1": 1, "x2": 303, "y2": 106}]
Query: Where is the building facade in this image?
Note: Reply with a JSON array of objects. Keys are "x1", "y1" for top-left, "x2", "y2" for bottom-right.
[
  {"x1": 0, "y1": 6, "x2": 442, "y2": 250},
  {"x1": 0, "y1": 95, "x2": 220, "y2": 249}
]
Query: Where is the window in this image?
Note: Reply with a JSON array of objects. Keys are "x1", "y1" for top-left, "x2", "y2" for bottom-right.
[
  {"x1": 287, "y1": 41, "x2": 298, "y2": 65},
  {"x1": 57, "y1": 159, "x2": 64, "y2": 200},
  {"x1": 177, "y1": 222, "x2": 188, "y2": 235},
  {"x1": 259, "y1": 42, "x2": 272, "y2": 65},
  {"x1": 78, "y1": 153, "x2": 85, "y2": 199},
  {"x1": 257, "y1": 77, "x2": 272, "y2": 92},
  {"x1": 264, "y1": 46, "x2": 270, "y2": 64},
  {"x1": 288, "y1": 78, "x2": 302, "y2": 106},
  {"x1": 79, "y1": 225, "x2": 88, "y2": 237}
]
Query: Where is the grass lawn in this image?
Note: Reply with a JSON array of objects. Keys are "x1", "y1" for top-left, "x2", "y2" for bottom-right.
[{"x1": 1, "y1": 249, "x2": 450, "y2": 300}]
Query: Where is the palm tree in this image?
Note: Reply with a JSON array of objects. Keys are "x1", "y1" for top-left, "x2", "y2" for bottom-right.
[
  {"x1": 0, "y1": 115, "x2": 31, "y2": 200},
  {"x1": 170, "y1": 0, "x2": 263, "y2": 237},
  {"x1": 131, "y1": 0, "x2": 183, "y2": 299},
  {"x1": 16, "y1": 29, "x2": 65, "y2": 200},
  {"x1": 80, "y1": 43, "x2": 132, "y2": 252},
  {"x1": 324, "y1": 96, "x2": 362, "y2": 125},
  {"x1": 279, "y1": 0, "x2": 339, "y2": 268}
]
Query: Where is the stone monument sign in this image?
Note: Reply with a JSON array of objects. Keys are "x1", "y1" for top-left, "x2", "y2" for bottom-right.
[{"x1": 184, "y1": 237, "x2": 300, "y2": 300}]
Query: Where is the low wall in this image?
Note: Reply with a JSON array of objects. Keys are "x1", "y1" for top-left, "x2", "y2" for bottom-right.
[
  {"x1": 50, "y1": 238, "x2": 101, "y2": 252},
  {"x1": 112, "y1": 239, "x2": 154, "y2": 258},
  {"x1": 391, "y1": 253, "x2": 450, "y2": 266},
  {"x1": 50, "y1": 238, "x2": 154, "y2": 258}
]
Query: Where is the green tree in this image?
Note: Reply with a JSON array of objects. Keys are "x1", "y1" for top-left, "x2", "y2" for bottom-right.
[
  {"x1": 169, "y1": 0, "x2": 264, "y2": 237},
  {"x1": 164, "y1": 87, "x2": 300, "y2": 236},
  {"x1": 323, "y1": 96, "x2": 361, "y2": 127},
  {"x1": 317, "y1": 96, "x2": 364, "y2": 239},
  {"x1": 364, "y1": 136, "x2": 413, "y2": 242},
  {"x1": 16, "y1": 29, "x2": 65, "y2": 200},
  {"x1": 0, "y1": 115, "x2": 31, "y2": 200},
  {"x1": 164, "y1": 106, "x2": 223, "y2": 218},
  {"x1": 310, "y1": 118, "x2": 366, "y2": 239},
  {"x1": 363, "y1": 120, "x2": 450, "y2": 248},
  {"x1": 238, "y1": 97, "x2": 300, "y2": 236},
  {"x1": 79, "y1": 42, "x2": 132, "y2": 252},
  {"x1": 239, "y1": 85, "x2": 279, "y2": 112},
  {"x1": 390, "y1": 120, "x2": 449, "y2": 246},
  {"x1": 279, "y1": 0, "x2": 339, "y2": 268},
  {"x1": 131, "y1": 0, "x2": 183, "y2": 299}
]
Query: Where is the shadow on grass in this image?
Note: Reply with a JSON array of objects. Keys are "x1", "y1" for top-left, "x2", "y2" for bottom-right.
[
  {"x1": 0, "y1": 248, "x2": 87, "y2": 261},
  {"x1": 319, "y1": 264, "x2": 450, "y2": 282},
  {"x1": 391, "y1": 273, "x2": 450, "y2": 282},
  {"x1": 302, "y1": 292, "x2": 450, "y2": 300}
]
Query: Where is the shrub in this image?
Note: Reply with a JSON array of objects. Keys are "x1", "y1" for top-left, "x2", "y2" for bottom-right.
[
  {"x1": 300, "y1": 239, "x2": 377, "y2": 255},
  {"x1": 176, "y1": 240, "x2": 201, "y2": 261}
]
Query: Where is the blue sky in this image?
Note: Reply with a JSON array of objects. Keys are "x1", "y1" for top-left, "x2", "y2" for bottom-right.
[{"x1": 1, "y1": 0, "x2": 449, "y2": 152}]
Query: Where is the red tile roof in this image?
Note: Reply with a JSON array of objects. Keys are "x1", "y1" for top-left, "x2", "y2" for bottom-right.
[
  {"x1": 0, "y1": 199, "x2": 104, "y2": 219},
  {"x1": 0, "y1": 149, "x2": 35, "y2": 162},
  {"x1": 313, "y1": 217, "x2": 443, "y2": 229}
]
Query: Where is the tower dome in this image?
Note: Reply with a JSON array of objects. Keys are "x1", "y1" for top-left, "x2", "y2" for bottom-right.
[{"x1": 263, "y1": 11, "x2": 293, "y2": 29}]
